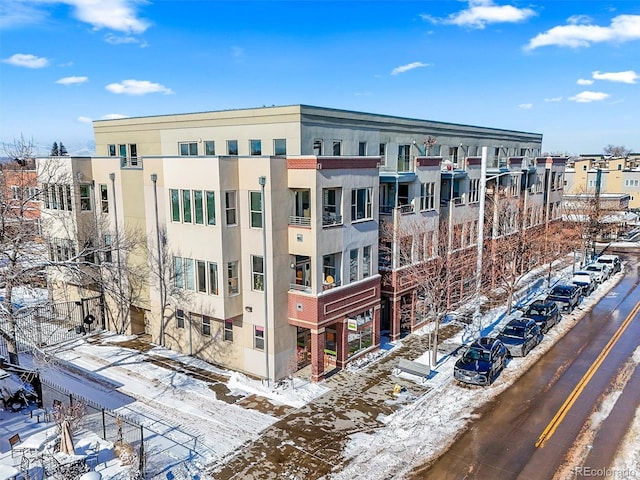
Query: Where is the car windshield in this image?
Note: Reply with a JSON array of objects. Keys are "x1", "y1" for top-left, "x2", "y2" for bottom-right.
[
  {"x1": 464, "y1": 347, "x2": 490, "y2": 362},
  {"x1": 552, "y1": 286, "x2": 573, "y2": 295},
  {"x1": 501, "y1": 325, "x2": 524, "y2": 337},
  {"x1": 527, "y1": 307, "x2": 543, "y2": 316}
]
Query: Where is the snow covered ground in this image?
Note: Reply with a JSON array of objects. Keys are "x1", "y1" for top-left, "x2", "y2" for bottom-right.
[{"x1": 1, "y1": 261, "x2": 638, "y2": 479}]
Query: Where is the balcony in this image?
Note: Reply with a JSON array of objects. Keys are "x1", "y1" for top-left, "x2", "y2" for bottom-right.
[
  {"x1": 120, "y1": 156, "x2": 142, "y2": 169},
  {"x1": 397, "y1": 156, "x2": 413, "y2": 172},
  {"x1": 289, "y1": 215, "x2": 311, "y2": 227},
  {"x1": 322, "y1": 212, "x2": 342, "y2": 227}
]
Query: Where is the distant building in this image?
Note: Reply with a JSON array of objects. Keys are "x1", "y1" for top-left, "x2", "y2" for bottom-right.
[{"x1": 37, "y1": 105, "x2": 562, "y2": 382}]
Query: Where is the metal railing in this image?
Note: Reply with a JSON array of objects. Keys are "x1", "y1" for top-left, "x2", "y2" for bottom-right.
[
  {"x1": 288, "y1": 215, "x2": 311, "y2": 227},
  {"x1": 322, "y1": 212, "x2": 342, "y2": 226}
]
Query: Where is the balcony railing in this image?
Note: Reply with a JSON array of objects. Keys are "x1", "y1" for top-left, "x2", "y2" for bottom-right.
[
  {"x1": 121, "y1": 157, "x2": 142, "y2": 169},
  {"x1": 288, "y1": 216, "x2": 311, "y2": 227},
  {"x1": 397, "y1": 156, "x2": 412, "y2": 172},
  {"x1": 289, "y1": 283, "x2": 312, "y2": 293},
  {"x1": 322, "y1": 212, "x2": 342, "y2": 226}
]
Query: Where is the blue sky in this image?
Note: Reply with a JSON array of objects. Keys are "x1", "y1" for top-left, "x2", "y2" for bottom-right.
[{"x1": 1, "y1": 0, "x2": 639, "y2": 156}]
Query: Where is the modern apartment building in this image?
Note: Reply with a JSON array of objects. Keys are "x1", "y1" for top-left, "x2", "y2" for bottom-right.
[
  {"x1": 38, "y1": 105, "x2": 561, "y2": 382},
  {"x1": 564, "y1": 154, "x2": 640, "y2": 209}
]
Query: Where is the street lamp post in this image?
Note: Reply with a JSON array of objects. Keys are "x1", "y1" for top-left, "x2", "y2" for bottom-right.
[
  {"x1": 474, "y1": 147, "x2": 514, "y2": 331},
  {"x1": 151, "y1": 173, "x2": 164, "y2": 346},
  {"x1": 259, "y1": 176, "x2": 270, "y2": 386}
]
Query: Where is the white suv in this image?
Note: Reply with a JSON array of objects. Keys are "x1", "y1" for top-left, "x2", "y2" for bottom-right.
[
  {"x1": 584, "y1": 263, "x2": 609, "y2": 283},
  {"x1": 595, "y1": 254, "x2": 622, "y2": 274}
]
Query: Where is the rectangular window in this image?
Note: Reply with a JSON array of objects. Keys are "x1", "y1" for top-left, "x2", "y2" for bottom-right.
[
  {"x1": 179, "y1": 142, "x2": 198, "y2": 156},
  {"x1": 332, "y1": 140, "x2": 342, "y2": 156},
  {"x1": 250, "y1": 191, "x2": 262, "y2": 228},
  {"x1": 254, "y1": 326, "x2": 265, "y2": 350},
  {"x1": 204, "y1": 141, "x2": 215, "y2": 156},
  {"x1": 103, "y1": 234, "x2": 112, "y2": 263},
  {"x1": 349, "y1": 249, "x2": 358, "y2": 282},
  {"x1": 274, "y1": 139, "x2": 287, "y2": 155},
  {"x1": 43, "y1": 183, "x2": 50, "y2": 208},
  {"x1": 197, "y1": 260, "x2": 206, "y2": 293},
  {"x1": 363, "y1": 245, "x2": 372, "y2": 278},
  {"x1": 227, "y1": 140, "x2": 238, "y2": 155},
  {"x1": 80, "y1": 184, "x2": 91, "y2": 211},
  {"x1": 176, "y1": 309, "x2": 185, "y2": 329},
  {"x1": 11, "y1": 186, "x2": 20, "y2": 200},
  {"x1": 358, "y1": 142, "x2": 367, "y2": 156},
  {"x1": 225, "y1": 191, "x2": 237, "y2": 225},
  {"x1": 100, "y1": 184, "x2": 109, "y2": 213},
  {"x1": 108, "y1": 144, "x2": 116, "y2": 157},
  {"x1": 202, "y1": 315, "x2": 211, "y2": 336},
  {"x1": 58, "y1": 185, "x2": 65, "y2": 210},
  {"x1": 224, "y1": 319, "x2": 233, "y2": 342},
  {"x1": 469, "y1": 179, "x2": 480, "y2": 203},
  {"x1": 129, "y1": 144, "x2": 137, "y2": 164},
  {"x1": 250, "y1": 139, "x2": 262, "y2": 156},
  {"x1": 66, "y1": 185, "x2": 73, "y2": 211},
  {"x1": 206, "y1": 191, "x2": 216, "y2": 225},
  {"x1": 313, "y1": 139, "x2": 322, "y2": 156},
  {"x1": 323, "y1": 253, "x2": 340, "y2": 286},
  {"x1": 351, "y1": 188, "x2": 372, "y2": 221},
  {"x1": 322, "y1": 188, "x2": 341, "y2": 225},
  {"x1": 252, "y1": 255, "x2": 264, "y2": 291},
  {"x1": 170, "y1": 189, "x2": 180, "y2": 222},
  {"x1": 119, "y1": 144, "x2": 127, "y2": 161},
  {"x1": 420, "y1": 182, "x2": 436, "y2": 210},
  {"x1": 228, "y1": 261, "x2": 239, "y2": 295},
  {"x1": 208, "y1": 262, "x2": 219, "y2": 294},
  {"x1": 174, "y1": 256, "x2": 184, "y2": 289},
  {"x1": 194, "y1": 190, "x2": 204, "y2": 224},
  {"x1": 50, "y1": 184, "x2": 58, "y2": 210},
  {"x1": 184, "y1": 258, "x2": 195, "y2": 290},
  {"x1": 182, "y1": 189, "x2": 192, "y2": 223}
]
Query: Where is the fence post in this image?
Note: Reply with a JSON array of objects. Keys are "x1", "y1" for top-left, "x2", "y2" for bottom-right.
[
  {"x1": 69, "y1": 393, "x2": 73, "y2": 406},
  {"x1": 102, "y1": 409, "x2": 107, "y2": 440},
  {"x1": 138, "y1": 425, "x2": 145, "y2": 477}
]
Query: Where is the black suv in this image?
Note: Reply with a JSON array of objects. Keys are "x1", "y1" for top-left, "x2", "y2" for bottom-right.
[
  {"x1": 547, "y1": 284, "x2": 581, "y2": 313},
  {"x1": 523, "y1": 299, "x2": 560, "y2": 332},
  {"x1": 454, "y1": 337, "x2": 508, "y2": 386},
  {"x1": 497, "y1": 318, "x2": 543, "y2": 357}
]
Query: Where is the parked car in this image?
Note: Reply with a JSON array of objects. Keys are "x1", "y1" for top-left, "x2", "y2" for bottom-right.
[
  {"x1": 523, "y1": 299, "x2": 560, "y2": 333},
  {"x1": 547, "y1": 283, "x2": 581, "y2": 313},
  {"x1": 497, "y1": 318, "x2": 543, "y2": 357},
  {"x1": 583, "y1": 263, "x2": 609, "y2": 283},
  {"x1": 454, "y1": 337, "x2": 508, "y2": 386},
  {"x1": 571, "y1": 272, "x2": 595, "y2": 297},
  {"x1": 595, "y1": 254, "x2": 622, "y2": 274}
]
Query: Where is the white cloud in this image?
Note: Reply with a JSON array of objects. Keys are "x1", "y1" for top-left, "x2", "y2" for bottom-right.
[
  {"x1": 391, "y1": 62, "x2": 430, "y2": 75},
  {"x1": 77, "y1": 116, "x2": 93, "y2": 123},
  {"x1": 105, "y1": 33, "x2": 142, "y2": 45},
  {"x1": 105, "y1": 79, "x2": 173, "y2": 95},
  {"x1": 577, "y1": 78, "x2": 594, "y2": 85},
  {"x1": 56, "y1": 76, "x2": 88, "y2": 85},
  {"x1": 3, "y1": 53, "x2": 49, "y2": 68},
  {"x1": 569, "y1": 91, "x2": 610, "y2": 103},
  {"x1": 1, "y1": 0, "x2": 150, "y2": 34},
  {"x1": 525, "y1": 14, "x2": 640, "y2": 50},
  {"x1": 592, "y1": 70, "x2": 639, "y2": 84},
  {"x1": 544, "y1": 97, "x2": 563, "y2": 102},
  {"x1": 101, "y1": 113, "x2": 129, "y2": 119},
  {"x1": 518, "y1": 103, "x2": 533, "y2": 109},
  {"x1": 430, "y1": 0, "x2": 536, "y2": 29},
  {"x1": 63, "y1": 0, "x2": 150, "y2": 34}
]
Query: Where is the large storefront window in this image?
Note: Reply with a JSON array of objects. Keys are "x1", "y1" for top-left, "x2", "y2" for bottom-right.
[{"x1": 347, "y1": 310, "x2": 374, "y2": 357}]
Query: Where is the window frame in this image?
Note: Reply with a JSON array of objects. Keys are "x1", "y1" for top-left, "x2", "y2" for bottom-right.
[
  {"x1": 225, "y1": 191, "x2": 237, "y2": 226},
  {"x1": 79, "y1": 184, "x2": 91, "y2": 211},
  {"x1": 99, "y1": 184, "x2": 109, "y2": 213},
  {"x1": 227, "y1": 140, "x2": 238, "y2": 155},
  {"x1": 179, "y1": 142, "x2": 198, "y2": 156},
  {"x1": 194, "y1": 190, "x2": 204, "y2": 225},
  {"x1": 228, "y1": 260, "x2": 239, "y2": 295},
  {"x1": 202, "y1": 315, "x2": 211, "y2": 336},
  {"x1": 249, "y1": 191, "x2": 262, "y2": 228},
  {"x1": 274, "y1": 138, "x2": 287, "y2": 155},
  {"x1": 251, "y1": 255, "x2": 264, "y2": 291},
  {"x1": 204, "y1": 141, "x2": 215, "y2": 156},
  {"x1": 224, "y1": 319, "x2": 233, "y2": 342},
  {"x1": 254, "y1": 326, "x2": 265, "y2": 350},
  {"x1": 249, "y1": 139, "x2": 262, "y2": 156},
  {"x1": 176, "y1": 309, "x2": 185, "y2": 329},
  {"x1": 182, "y1": 189, "x2": 192, "y2": 223},
  {"x1": 350, "y1": 187, "x2": 373, "y2": 222},
  {"x1": 349, "y1": 248, "x2": 358, "y2": 282},
  {"x1": 170, "y1": 189, "x2": 180, "y2": 222},
  {"x1": 206, "y1": 191, "x2": 216, "y2": 225},
  {"x1": 208, "y1": 262, "x2": 219, "y2": 295},
  {"x1": 197, "y1": 260, "x2": 207, "y2": 293}
]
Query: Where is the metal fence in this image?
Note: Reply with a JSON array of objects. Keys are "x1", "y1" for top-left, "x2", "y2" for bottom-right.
[
  {"x1": 0, "y1": 295, "x2": 104, "y2": 359},
  {"x1": 41, "y1": 379, "x2": 146, "y2": 477}
]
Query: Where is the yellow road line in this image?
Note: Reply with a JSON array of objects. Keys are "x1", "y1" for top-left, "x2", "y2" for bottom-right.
[{"x1": 535, "y1": 301, "x2": 640, "y2": 448}]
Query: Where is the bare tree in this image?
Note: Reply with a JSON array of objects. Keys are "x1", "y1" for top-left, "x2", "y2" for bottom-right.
[
  {"x1": 603, "y1": 145, "x2": 631, "y2": 158},
  {"x1": 381, "y1": 214, "x2": 477, "y2": 366}
]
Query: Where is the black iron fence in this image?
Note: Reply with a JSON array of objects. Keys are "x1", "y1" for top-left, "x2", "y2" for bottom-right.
[
  {"x1": 41, "y1": 379, "x2": 146, "y2": 477},
  {"x1": 0, "y1": 295, "x2": 104, "y2": 358}
]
